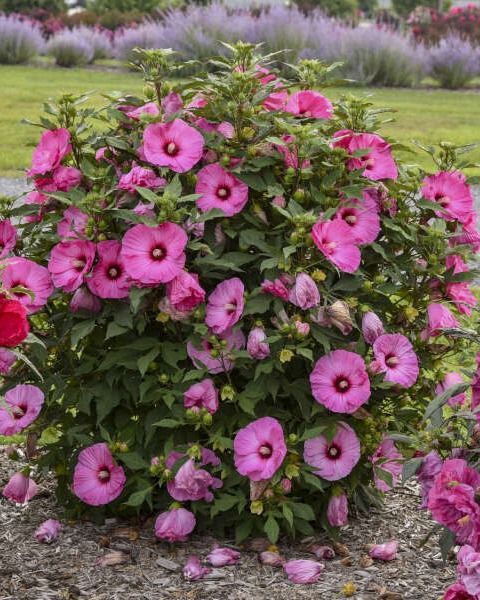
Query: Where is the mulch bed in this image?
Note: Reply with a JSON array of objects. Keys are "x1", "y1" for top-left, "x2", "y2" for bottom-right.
[{"x1": 0, "y1": 451, "x2": 455, "y2": 600}]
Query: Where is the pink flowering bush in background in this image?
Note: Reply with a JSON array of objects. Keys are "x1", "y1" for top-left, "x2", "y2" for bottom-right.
[{"x1": 1, "y1": 44, "x2": 479, "y2": 552}]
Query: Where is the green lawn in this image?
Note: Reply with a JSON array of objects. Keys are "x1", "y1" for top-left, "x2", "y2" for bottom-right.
[{"x1": 1, "y1": 65, "x2": 480, "y2": 177}]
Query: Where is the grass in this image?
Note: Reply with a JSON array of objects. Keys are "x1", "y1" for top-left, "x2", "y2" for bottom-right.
[{"x1": 1, "y1": 65, "x2": 480, "y2": 177}]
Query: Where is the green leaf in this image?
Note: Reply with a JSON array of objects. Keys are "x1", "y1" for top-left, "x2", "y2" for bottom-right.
[
  {"x1": 296, "y1": 347, "x2": 313, "y2": 361},
  {"x1": 124, "y1": 487, "x2": 152, "y2": 507},
  {"x1": 235, "y1": 518, "x2": 254, "y2": 544},
  {"x1": 71, "y1": 320, "x2": 96, "y2": 346},
  {"x1": 120, "y1": 452, "x2": 146, "y2": 471},
  {"x1": 282, "y1": 504, "x2": 294, "y2": 527},
  {"x1": 106, "y1": 322, "x2": 128, "y2": 340},
  {"x1": 153, "y1": 418, "x2": 182, "y2": 428},
  {"x1": 264, "y1": 515, "x2": 280, "y2": 543},
  {"x1": 439, "y1": 527, "x2": 456, "y2": 563},
  {"x1": 211, "y1": 494, "x2": 240, "y2": 517},
  {"x1": 244, "y1": 294, "x2": 272, "y2": 315},
  {"x1": 39, "y1": 426, "x2": 62, "y2": 445},
  {"x1": 402, "y1": 457, "x2": 423, "y2": 482},
  {"x1": 302, "y1": 471, "x2": 326, "y2": 492},
  {"x1": 291, "y1": 502, "x2": 315, "y2": 521},
  {"x1": 423, "y1": 383, "x2": 469, "y2": 423},
  {"x1": 137, "y1": 348, "x2": 160, "y2": 377}
]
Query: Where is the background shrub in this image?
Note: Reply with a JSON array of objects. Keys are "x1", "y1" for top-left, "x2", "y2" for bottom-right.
[
  {"x1": 426, "y1": 35, "x2": 480, "y2": 89},
  {"x1": 295, "y1": 0, "x2": 359, "y2": 19},
  {"x1": 75, "y1": 26, "x2": 113, "y2": 60},
  {"x1": 0, "y1": 15, "x2": 44, "y2": 65},
  {"x1": 47, "y1": 30, "x2": 95, "y2": 67},
  {"x1": 391, "y1": 0, "x2": 440, "y2": 18},
  {"x1": 0, "y1": 0, "x2": 65, "y2": 14}
]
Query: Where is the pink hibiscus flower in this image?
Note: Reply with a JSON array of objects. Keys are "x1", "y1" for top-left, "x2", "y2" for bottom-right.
[
  {"x1": 154, "y1": 507, "x2": 196, "y2": 542},
  {"x1": 285, "y1": 90, "x2": 333, "y2": 119},
  {"x1": 72, "y1": 443, "x2": 126, "y2": 506},
  {"x1": 167, "y1": 458, "x2": 222, "y2": 502},
  {"x1": 417, "y1": 450, "x2": 443, "y2": 508},
  {"x1": 166, "y1": 271, "x2": 205, "y2": 313},
  {"x1": 261, "y1": 277, "x2": 290, "y2": 300},
  {"x1": 371, "y1": 333, "x2": 419, "y2": 388},
  {"x1": 371, "y1": 438, "x2": 403, "y2": 492},
  {"x1": 0, "y1": 384, "x2": 44, "y2": 436},
  {"x1": 446, "y1": 255, "x2": 477, "y2": 316},
  {"x1": 309, "y1": 349, "x2": 371, "y2": 413},
  {"x1": 195, "y1": 163, "x2": 249, "y2": 217},
  {"x1": 334, "y1": 196, "x2": 380, "y2": 244},
  {"x1": 57, "y1": 206, "x2": 88, "y2": 240},
  {"x1": 274, "y1": 135, "x2": 310, "y2": 170},
  {"x1": 187, "y1": 328, "x2": 245, "y2": 374},
  {"x1": 457, "y1": 545, "x2": 480, "y2": 597},
  {"x1": 288, "y1": 273, "x2": 320, "y2": 309},
  {"x1": 333, "y1": 130, "x2": 398, "y2": 181},
  {"x1": 304, "y1": 422, "x2": 361, "y2": 481},
  {"x1": 118, "y1": 165, "x2": 166, "y2": 193},
  {"x1": 48, "y1": 240, "x2": 96, "y2": 293},
  {"x1": 122, "y1": 102, "x2": 160, "y2": 120},
  {"x1": 87, "y1": 240, "x2": 132, "y2": 299},
  {"x1": 327, "y1": 491, "x2": 349, "y2": 527},
  {"x1": 3, "y1": 472, "x2": 38, "y2": 504},
  {"x1": 0, "y1": 220, "x2": 17, "y2": 258},
  {"x1": 1, "y1": 257, "x2": 54, "y2": 314},
  {"x1": 421, "y1": 171, "x2": 474, "y2": 224},
  {"x1": 233, "y1": 416, "x2": 287, "y2": 481},
  {"x1": 421, "y1": 302, "x2": 460, "y2": 339},
  {"x1": 121, "y1": 222, "x2": 187, "y2": 285},
  {"x1": 444, "y1": 581, "x2": 476, "y2": 600},
  {"x1": 70, "y1": 287, "x2": 102, "y2": 313},
  {"x1": 28, "y1": 128, "x2": 72, "y2": 176},
  {"x1": 205, "y1": 277, "x2": 245, "y2": 335},
  {"x1": 51, "y1": 166, "x2": 82, "y2": 191},
  {"x1": 0, "y1": 349, "x2": 16, "y2": 375},
  {"x1": 184, "y1": 378, "x2": 219, "y2": 414},
  {"x1": 311, "y1": 219, "x2": 361, "y2": 273},
  {"x1": 247, "y1": 326, "x2": 270, "y2": 360},
  {"x1": 143, "y1": 118, "x2": 204, "y2": 173},
  {"x1": 362, "y1": 311, "x2": 385, "y2": 344},
  {"x1": 436, "y1": 372, "x2": 466, "y2": 407}
]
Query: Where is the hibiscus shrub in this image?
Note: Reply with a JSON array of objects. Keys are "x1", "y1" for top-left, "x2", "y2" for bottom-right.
[{"x1": 1, "y1": 44, "x2": 479, "y2": 544}]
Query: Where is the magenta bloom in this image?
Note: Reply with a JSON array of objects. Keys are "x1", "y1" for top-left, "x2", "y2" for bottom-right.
[
  {"x1": 87, "y1": 240, "x2": 132, "y2": 300},
  {"x1": 0, "y1": 219, "x2": 17, "y2": 258},
  {"x1": 417, "y1": 450, "x2": 443, "y2": 509},
  {"x1": 195, "y1": 163, "x2": 249, "y2": 216},
  {"x1": 362, "y1": 311, "x2": 385, "y2": 344},
  {"x1": 327, "y1": 491, "x2": 348, "y2": 527},
  {"x1": 184, "y1": 378, "x2": 219, "y2": 414},
  {"x1": 311, "y1": 219, "x2": 361, "y2": 273},
  {"x1": 166, "y1": 271, "x2": 205, "y2": 313},
  {"x1": 371, "y1": 334, "x2": 419, "y2": 388},
  {"x1": 118, "y1": 165, "x2": 166, "y2": 193},
  {"x1": 57, "y1": 206, "x2": 88, "y2": 240},
  {"x1": 0, "y1": 384, "x2": 44, "y2": 436},
  {"x1": 304, "y1": 422, "x2": 361, "y2": 481},
  {"x1": 1, "y1": 257, "x2": 54, "y2": 314},
  {"x1": 284, "y1": 559, "x2": 324, "y2": 584},
  {"x1": 187, "y1": 328, "x2": 245, "y2": 374},
  {"x1": 123, "y1": 102, "x2": 160, "y2": 120},
  {"x1": 422, "y1": 302, "x2": 460, "y2": 339},
  {"x1": 436, "y1": 372, "x2": 466, "y2": 407},
  {"x1": 70, "y1": 287, "x2": 102, "y2": 313},
  {"x1": 458, "y1": 545, "x2": 480, "y2": 596},
  {"x1": 35, "y1": 519, "x2": 62, "y2": 544},
  {"x1": 247, "y1": 327, "x2": 270, "y2": 360},
  {"x1": 3, "y1": 472, "x2": 38, "y2": 503},
  {"x1": 167, "y1": 458, "x2": 222, "y2": 502},
  {"x1": 48, "y1": 240, "x2": 96, "y2": 293},
  {"x1": 121, "y1": 223, "x2": 187, "y2": 285},
  {"x1": 334, "y1": 197, "x2": 380, "y2": 245},
  {"x1": 261, "y1": 277, "x2": 290, "y2": 300},
  {"x1": 444, "y1": 581, "x2": 476, "y2": 600},
  {"x1": 205, "y1": 277, "x2": 244, "y2": 335},
  {"x1": 310, "y1": 349, "x2": 370, "y2": 413},
  {"x1": 288, "y1": 273, "x2": 320, "y2": 309},
  {"x1": 446, "y1": 255, "x2": 477, "y2": 316},
  {"x1": 285, "y1": 90, "x2": 333, "y2": 119},
  {"x1": 207, "y1": 547, "x2": 241, "y2": 567},
  {"x1": 0, "y1": 349, "x2": 16, "y2": 375},
  {"x1": 371, "y1": 438, "x2": 403, "y2": 492},
  {"x1": 72, "y1": 443, "x2": 126, "y2": 506},
  {"x1": 369, "y1": 541, "x2": 398, "y2": 561},
  {"x1": 422, "y1": 171, "x2": 474, "y2": 224},
  {"x1": 28, "y1": 128, "x2": 72, "y2": 176},
  {"x1": 183, "y1": 556, "x2": 211, "y2": 581},
  {"x1": 154, "y1": 507, "x2": 196, "y2": 542},
  {"x1": 52, "y1": 166, "x2": 82, "y2": 191},
  {"x1": 233, "y1": 416, "x2": 287, "y2": 481},
  {"x1": 143, "y1": 118, "x2": 204, "y2": 173},
  {"x1": 334, "y1": 130, "x2": 398, "y2": 181}
]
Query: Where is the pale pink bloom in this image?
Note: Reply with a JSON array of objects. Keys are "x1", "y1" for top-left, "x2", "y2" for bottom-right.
[
  {"x1": 87, "y1": 240, "x2": 132, "y2": 300},
  {"x1": 184, "y1": 217, "x2": 205, "y2": 239},
  {"x1": 162, "y1": 92, "x2": 183, "y2": 116},
  {"x1": 281, "y1": 478, "x2": 292, "y2": 493},
  {"x1": 167, "y1": 458, "x2": 222, "y2": 502},
  {"x1": 436, "y1": 372, "x2": 466, "y2": 407},
  {"x1": 371, "y1": 334, "x2": 419, "y2": 388},
  {"x1": 304, "y1": 422, "x2": 361, "y2": 481},
  {"x1": 444, "y1": 581, "x2": 476, "y2": 599},
  {"x1": 195, "y1": 163, "x2": 248, "y2": 217},
  {"x1": 0, "y1": 384, "x2": 44, "y2": 436},
  {"x1": 121, "y1": 222, "x2": 187, "y2": 285},
  {"x1": 333, "y1": 130, "x2": 398, "y2": 181},
  {"x1": 143, "y1": 118, "x2": 204, "y2": 173},
  {"x1": 57, "y1": 206, "x2": 88, "y2": 240},
  {"x1": 446, "y1": 255, "x2": 477, "y2": 315},
  {"x1": 275, "y1": 135, "x2": 310, "y2": 169},
  {"x1": 263, "y1": 86, "x2": 289, "y2": 112},
  {"x1": 35, "y1": 519, "x2": 62, "y2": 544},
  {"x1": 0, "y1": 349, "x2": 16, "y2": 375},
  {"x1": 362, "y1": 311, "x2": 385, "y2": 344},
  {"x1": 184, "y1": 378, "x2": 219, "y2": 415},
  {"x1": 334, "y1": 196, "x2": 380, "y2": 244},
  {"x1": 234, "y1": 416, "x2": 287, "y2": 481},
  {"x1": 311, "y1": 219, "x2": 361, "y2": 273},
  {"x1": 72, "y1": 443, "x2": 126, "y2": 506},
  {"x1": 70, "y1": 287, "x2": 102, "y2": 313},
  {"x1": 288, "y1": 273, "x2": 320, "y2": 309},
  {"x1": 51, "y1": 166, "x2": 82, "y2": 191},
  {"x1": 371, "y1": 438, "x2": 403, "y2": 492},
  {"x1": 422, "y1": 302, "x2": 460, "y2": 339},
  {"x1": 154, "y1": 507, "x2": 196, "y2": 542},
  {"x1": 285, "y1": 90, "x2": 333, "y2": 119},
  {"x1": 369, "y1": 540, "x2": 398, "y2": 561},
  {"x1": 310, "y1": 349, "x2": 370, "y2": 413},
  {"x1": 327, "y1": 491, "x2": 348, "y2": 527},
  {"x1": 417, "y1": 450, "x2": 443, "y2": 509},
  {"x1": 1, "y1": 257, "x2": 54, "y2": 314},
  {"x1": 458, "y1": 545, "x2": 480, "y2": 596},
  {"x1": 421, "y1": 171, "x2": 474, "y2": 224},
  {"x1": 310, "y1": 545, "x2": 335, "y2": 560},
  {"x1": 28, "y1": 128, "x2": 72, "y2": 176},
  {"x1": 133, "y1": 202, "x2": 155, "y2": 218},
  {"x1": 295, "y1": 321, "x2": 310, "y2": 336},
  {"x1": 187, "y1": 328, "x2": 245, "y2": 374},
  {"x1": 207, "y1": 547, "x2": 241, "y2": 567},
  {"x1": 259, "y1": 551, "x2": 286, "y2": 566},
  {"x1": 166, "y1": 271, "x2": 205, "y2": 313},
  {"x1": 48, "y1": 240, "x2": 96, "y2": 293},
  {"x1": 284, "y1": 559, "x2": 324, "y2": 584},
  {"x1": 118, "y1": 165, "x2": 166, "y2": 193},
  {"x1": 3, "y1": 472, "x2": 38, "y2": 503},
  {"x1": 205, "y1": 277, "x2": 245, "y2": 335},
  {"x1": 272, "y1": 195, "x2": 286, "y2": 208},
  {"x1": 183, "y1": 555, "x2": 211, "y2": 581},
  {"x1": 261, "y1": 278, "x2": 289, "y2": 300},
  {"x1": 0, "y1": 220, "x2": 17, "y2": 258},
  {"x1": 247, "y1": 326, "x2": 270, "y2": 360},
  {"x1": 123, "y1": 102, "x2": 160, "y2": 120}
]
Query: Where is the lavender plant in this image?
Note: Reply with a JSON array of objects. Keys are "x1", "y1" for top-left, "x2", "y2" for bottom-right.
[
  {"x1": 0, "y1": 14, "x2": 44, "y2": 65},
  {"x1": 47, "y1": 30, "x2": 95, "y2": 67},
  {"x1": 426, "y1": 35, "x2": 480, "y2": 90}
]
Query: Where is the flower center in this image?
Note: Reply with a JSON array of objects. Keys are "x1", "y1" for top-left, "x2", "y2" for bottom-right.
[
  {"x1": 335, "y1": 377, "x2": 350, "y2": 393},
  {"x1": 325, "y1": 241, "x2": 337, "y2": 252},
  {"x1": 385, "y1": 354, "x2": 399, "y2": 368},
  {"x1": 364, "y1": 157, "x2": 375, "y2": 168},
  {"x1": 72, "y1": 258, "x2": 86, "y2": 271},
  {"x1": 98, "y1": 468, "x2": 111, "y2": 482},
  {"x1": 259, "y1": 444, "x2": 273, "y2": 458},
  {"x1": 217, "y1": 186, "x2": 231, "y2": 200},
  {"x1": 165, "y1": 141, "x2": 178, "y2": 156},
  {"x1": 12, "y1": 405, "x2": 26, "y2": 419},
  {"x1": 151, "y1": 246, "x2": 165, "y2": 260},
  {"x1": 108, "y1": 266, "x2": 120, "y2": 279},
  {"x1": 303, "y1": 110, "x2": 312, "y2": 118},
  {"x1": 225, "y1": 301, "x2": 237, "y2": 314},
  {"x1": 327, "y1": 443, "x2": 341, "y2": 460},
  {"x1": 435, "y1": 194, "x2": 450, "y2": 207},
  {"x1": 344, "y1": 212, "x2": 357, "y2": 225}
]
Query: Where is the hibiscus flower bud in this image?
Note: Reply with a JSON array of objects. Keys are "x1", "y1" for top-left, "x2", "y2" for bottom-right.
[
  {"x1": 35, "y1": 519, "x2": 62, "y2": 543},
  {"x1": 207, "y1": 547, "x2": 241, "y2": 567},
  {"x1": 327, "y1": 489, "x2": 349, "y2": 527},
  {"x1": 280, "y1": 478, "x2": 292, "y2": 493},
  {"x1": 247, "y1": 326, "x2": 270, "y2": 360},
  {"x1": 284, "y1": 559, "x2": 324, "y2": 584},
  {"x1": 361, "y1": 311, "x2": 385, "y2": 344},
  {"x1": 368, "y1": 540, "x2": 398, "y2": 561}
]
